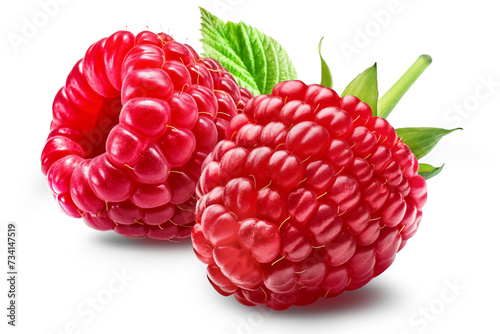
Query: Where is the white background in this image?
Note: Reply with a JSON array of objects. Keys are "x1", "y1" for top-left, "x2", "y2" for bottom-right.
[{"x1": 1, "y1": 0, "x2": 499, "y2": 333}]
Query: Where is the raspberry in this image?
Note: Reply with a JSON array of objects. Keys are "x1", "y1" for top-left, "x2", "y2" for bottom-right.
[
  {"x1": 41, "y1": 30, "x2": 252, "y2": 239},
  {"x1": 193, "y1": 80, "x2": 427, "y2": 310}
]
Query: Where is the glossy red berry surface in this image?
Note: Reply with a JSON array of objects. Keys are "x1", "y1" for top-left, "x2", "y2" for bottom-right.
[
  {"x1": 41, "y1": 30, "x2": 252, "y2": 239},
  {"x1": 193, "y1": 80, "x2": 427, "y2": 309}
]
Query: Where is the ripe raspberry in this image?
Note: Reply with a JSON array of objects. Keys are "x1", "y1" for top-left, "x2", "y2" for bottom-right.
[
  {"x1": 193, "y1": 80, "x2": 427, "y2": 309},
  {"x1": 41, "y1": 30, "x2": 252, "y2": 239}
]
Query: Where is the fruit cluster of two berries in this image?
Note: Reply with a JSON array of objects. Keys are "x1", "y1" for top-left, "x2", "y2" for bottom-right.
[{"x1": 41, "y1": 30, "x2": 427, "y2": 310}]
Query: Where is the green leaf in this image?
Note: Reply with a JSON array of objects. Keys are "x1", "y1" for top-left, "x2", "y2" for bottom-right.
[
  {"x1": 378, "y1": 55, "x2": 432, "y2": 119},
  {"x1": 199, "y1": 7, "x2": 297, "y2": 96},
  {"x1": 318, "y1": 37, "x2": 332, "y2": 88},
  {"x1": 341, "y1": 63, "x2": 378, "y2": 116},
  {"x1": 396, "y1": 127, "x2": 461, "y2": 160},
  {"x1": 418, "y1": 163, "x2": 444, "y2": 180}
]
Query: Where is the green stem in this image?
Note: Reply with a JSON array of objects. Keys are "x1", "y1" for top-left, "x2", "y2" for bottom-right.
[{"x1": 377, "y1": 54, "x2": 432, "y2": 119}]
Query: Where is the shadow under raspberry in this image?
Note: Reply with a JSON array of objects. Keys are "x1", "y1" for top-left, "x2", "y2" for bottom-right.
[
  {"x1": 92, "y1": 231, "x2": 194, "y2": 250},
  {"x1": 276, "y1": 279, "x2": 398, "y2": 315}
]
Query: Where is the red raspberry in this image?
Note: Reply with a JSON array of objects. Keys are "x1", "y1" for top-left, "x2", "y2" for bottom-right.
[
  {"x1": 41, "y1": 30, "x2": 252, "y2": 239},
  {"x1": 193, "y1": 80, "x2": 427, "y2": 310}
]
